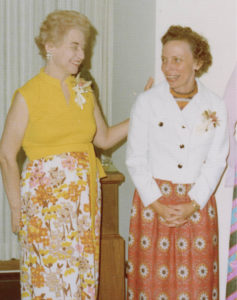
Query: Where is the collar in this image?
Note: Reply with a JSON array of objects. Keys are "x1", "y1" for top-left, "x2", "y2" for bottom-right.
[
  {"x1": 170, "y1": 81, "x2": 198, "y2": 99},
  {"x1": 39, "y1": 68, "x2": 76, "y2": 88}
]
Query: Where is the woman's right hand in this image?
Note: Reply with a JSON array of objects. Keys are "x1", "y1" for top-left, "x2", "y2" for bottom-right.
[
  {"x1": 11, "y1": 208, "x2": 20, "y2": 233},
  {"x1": 150, "y1": 200, "x2": 188, "y2": 227}
]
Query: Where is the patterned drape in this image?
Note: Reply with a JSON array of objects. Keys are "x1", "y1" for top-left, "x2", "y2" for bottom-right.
[
  {"x1": 226, "y1": 181, "x2": 237, "y2": 299},
  {"x1": 0, "y1": 0, "x2": 113, "y2": 260},
  {"x1": 224, "y1": 64, "x2": 237, "y2": 299}
]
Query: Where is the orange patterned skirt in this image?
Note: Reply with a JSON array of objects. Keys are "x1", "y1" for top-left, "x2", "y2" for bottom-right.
[
  {"x1": 19, "y1": 152, "x2": 101, "y2": 300},
  {"x1": 127, "y1": 179, "x2": 219, "y2": 300}
]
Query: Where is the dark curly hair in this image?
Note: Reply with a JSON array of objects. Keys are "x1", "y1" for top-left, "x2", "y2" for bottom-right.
[{"x1": 161, "y1": 25, "x2": 212, "y2": 77}]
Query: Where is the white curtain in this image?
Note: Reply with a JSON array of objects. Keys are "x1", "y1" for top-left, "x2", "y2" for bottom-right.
[{"x1": 0, "y1": 0, "x2": 113, "y2": 260}]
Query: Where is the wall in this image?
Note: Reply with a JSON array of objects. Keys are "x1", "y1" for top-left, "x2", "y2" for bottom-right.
[
  {"x1": 155, "y1": 0, "x2": 236, "y2": 298},
  {"x1": 112, "y1": 0, "x2": 156, "y2": 258}
]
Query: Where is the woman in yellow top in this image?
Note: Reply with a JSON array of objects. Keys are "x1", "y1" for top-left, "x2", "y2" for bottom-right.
[{"x1": 0, "y1": 10, "x2": 133, "y2": 300}]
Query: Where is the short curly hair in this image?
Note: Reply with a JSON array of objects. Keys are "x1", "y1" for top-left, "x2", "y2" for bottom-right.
[
  {"x1": 35, "y1": 10, "x2": 91, "y2": 59},
  {"x1": 161, "y1": 25, "x2": 212, "y2": 77}
]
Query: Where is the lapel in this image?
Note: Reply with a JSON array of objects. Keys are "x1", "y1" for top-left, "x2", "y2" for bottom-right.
[{"x1": 162, "y1": 80, "x2": 208, "y2": 134}]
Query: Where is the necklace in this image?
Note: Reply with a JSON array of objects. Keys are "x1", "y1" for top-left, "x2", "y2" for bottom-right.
[{"x1": 170, "y1": 81, "x2": 198, "y2": 99}]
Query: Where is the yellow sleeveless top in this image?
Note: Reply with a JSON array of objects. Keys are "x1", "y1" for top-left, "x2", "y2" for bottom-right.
[
  {"x1": 15, "y1": 69, "x2": 105, "y2": 249},
  {"x1": 17, "y1": 69, "x2": 95, "y2": 160}
]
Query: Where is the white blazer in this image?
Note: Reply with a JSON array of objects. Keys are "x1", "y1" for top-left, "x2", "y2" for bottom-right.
[{"x1": 126, "y1": 80, "x2": 229, "y2": 209}]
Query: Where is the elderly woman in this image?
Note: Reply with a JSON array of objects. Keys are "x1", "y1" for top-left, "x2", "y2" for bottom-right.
[
  {"x1": 126, "y1": 25, "x2": 229, "y2": 299},
  {"x1": 0, "y1": 10, "x2": 129, "y2": 300}
]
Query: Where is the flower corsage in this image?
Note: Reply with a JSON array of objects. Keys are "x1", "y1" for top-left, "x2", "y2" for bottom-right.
[
  {"x1": 197, "y1": 110, "x2": 220, "y2": 133},
  {"x1": 73, "y1": 73, "x2": 92, "y2": 109}
]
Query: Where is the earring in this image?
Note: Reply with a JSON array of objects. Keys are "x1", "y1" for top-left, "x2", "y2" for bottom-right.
[{"x1": 46, "y1": 52, "x2": 53, "y2": 60}]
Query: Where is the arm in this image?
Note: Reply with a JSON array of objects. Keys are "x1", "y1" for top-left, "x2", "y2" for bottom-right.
[
  {"x1": 126, "y1": 94, "x2": 188, "y2": 226},
  {"x1": 92, "y1": 77, "x2": 154, "y2": 150},
  {"x1": 0, "y1": 92, "x2": 29, "y2": 233},
  {"x1": 93, "y1": 96, "x2": 129, "y2": 150},
  {"x1": 126, "y1": 94, "x2": 163, "y2": 206}
]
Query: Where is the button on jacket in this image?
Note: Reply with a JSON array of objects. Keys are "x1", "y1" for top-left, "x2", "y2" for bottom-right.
[{"x1": 126, "y1": 80, "x2": 229, "y2": 209}]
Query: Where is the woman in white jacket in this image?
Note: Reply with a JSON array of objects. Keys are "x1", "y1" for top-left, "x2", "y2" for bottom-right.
[{"x1": 126, "y1": 25, "x2": 229, "y2": 300}]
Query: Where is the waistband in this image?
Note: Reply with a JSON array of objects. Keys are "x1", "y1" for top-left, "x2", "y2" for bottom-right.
[{"x1": 24, "y1": 143, "x2": 106, "y2": 256}]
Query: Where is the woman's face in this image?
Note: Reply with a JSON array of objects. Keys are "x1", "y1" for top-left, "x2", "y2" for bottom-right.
[
  {"x1": 47, "y1": 27, "x2": 85, "y2": 77},
  {"x1": 161, "y1": 40, "x2": 200, "y2": 94}
]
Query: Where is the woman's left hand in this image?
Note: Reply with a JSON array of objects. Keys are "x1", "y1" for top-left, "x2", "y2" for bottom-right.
[
  {"x1": 144, "y1": 77, "x2": 154, "y2": 91},
  {"x1": 11, "y1": 208, "x2": 21, "y2": 233},
  {"x1": 167, "y1": 203, "x2": 197, "y2": 225}
]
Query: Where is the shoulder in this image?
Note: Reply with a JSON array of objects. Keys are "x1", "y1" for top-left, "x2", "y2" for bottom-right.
[
  {"x1": 138, "y1": 80, "x2": 168, "y2": 100},
  {"x1": 130, "y1": 81, "x2": 169, "y2": 118},
  {"x1": 132, "y1": 80, "x2": 169, "y2": 110},
  {"x1": 198, "y1": 80, "x2": 223, "y2": 106},
  {"x1": 14, "y1": 73, "x2": 41, "y2": 111},
  {"x1": 197, "y1": 80, "x2": 227, "y2": 120},
  {"x1": 18, "y1": 73, "x2": 41, "y2": 96}
]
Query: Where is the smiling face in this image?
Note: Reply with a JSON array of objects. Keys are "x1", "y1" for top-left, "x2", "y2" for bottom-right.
[
  {"x1": 46, "y1": 27, "x2": 85, "y2": 79},
  {"x1": 161, "y1": 40, "x2": 201, "y2": 94}
]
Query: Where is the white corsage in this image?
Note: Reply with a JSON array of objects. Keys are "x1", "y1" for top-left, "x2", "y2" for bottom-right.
[
  {"x1": 73, "y1": 73, "x2": 92, "y2": 109},
  {"x1": 197, "y1": 110, "x2": 220, "y2": 133}
]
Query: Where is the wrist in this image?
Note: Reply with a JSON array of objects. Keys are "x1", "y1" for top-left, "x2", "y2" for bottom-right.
[
  {"x1": 150, "y1": 199, "x2": 162, "y2": 215},
  {"x1": 190, "y1": 199, "x2": 200, "y2": 212},
  {"x1": 10, "y1": 205, "x2": 21, "y2": 212}
]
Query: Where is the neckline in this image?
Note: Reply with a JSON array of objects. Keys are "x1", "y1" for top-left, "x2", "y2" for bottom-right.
[
  {"x1": 166, "y1": 80, "x2": 200, "y2": 114},
  {"x1": 39, "y1": 68, "x2": 76, "y2": 106},
  {"x1": 39, "y1": 68, "x2": 76, "y2": 88},
  {"x1": 170, "y1": 81, "x2": 198, "y2": 99}
]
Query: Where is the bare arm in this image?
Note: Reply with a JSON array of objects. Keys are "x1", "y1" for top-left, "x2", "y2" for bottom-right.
[
  {"x1": 93, "y1": 96, "x2": 129, "y2": 150},
  {"x1": 93, "y1": 77, "x2": 154, "y2": 150},
  {"x1": 0, "y1": 92, "x2": 28, "y2": 232}
]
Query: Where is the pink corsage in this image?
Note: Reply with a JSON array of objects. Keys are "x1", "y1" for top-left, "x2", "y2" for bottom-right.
[{"x1": 197, "y1": 110, "x2": 220, "y2": 133}]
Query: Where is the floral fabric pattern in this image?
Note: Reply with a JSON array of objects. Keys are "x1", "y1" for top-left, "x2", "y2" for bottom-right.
[
  {"x1": 19, "y1": 152, "x2": 101, "y2": 300},
  {"x1": 127, "y1": 179, "x2": 219, "y2": 300}
]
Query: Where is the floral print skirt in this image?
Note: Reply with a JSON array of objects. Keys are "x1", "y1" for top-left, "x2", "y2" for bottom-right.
[
  {"x1": 19, "y1": 152, "x2": 101, "y2": 300},
  {"x1": 127, "y1": 179, "x2": 219, "y2": 300}
]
